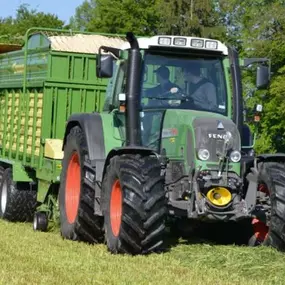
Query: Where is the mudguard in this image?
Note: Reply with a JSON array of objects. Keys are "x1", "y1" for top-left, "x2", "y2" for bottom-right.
[
  {"x1": 257, "y1": 153, "x2": 285, "y2": 162},
  {"x1": 63, "y1": 113, "x2": 106, "y2": 181},
  {"x1": 102, "y1": 146, "x2": 161, "y2": 179}
]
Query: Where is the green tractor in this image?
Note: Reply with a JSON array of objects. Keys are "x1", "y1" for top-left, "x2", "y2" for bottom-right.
[{"x1": 59, "y1": 32, "x2": 285, "y2": 254}]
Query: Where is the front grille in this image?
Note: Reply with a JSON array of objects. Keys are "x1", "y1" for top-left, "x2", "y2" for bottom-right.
[{"x1": 193, "y1": 117, "x2": 240, "y2": 162}]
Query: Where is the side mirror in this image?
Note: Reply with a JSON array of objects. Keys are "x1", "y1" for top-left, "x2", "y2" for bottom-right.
[
  {"x1": 96, "y1": 54, "x2": 114, "y2": 78},
  {"x1": 256, "y1": 65, "x2": 270, "y2": 89}
]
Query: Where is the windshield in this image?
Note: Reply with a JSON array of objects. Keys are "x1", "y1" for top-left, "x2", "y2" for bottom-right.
[{"x1": 141, "y1": 52, "x2": 228, "y2": 115}]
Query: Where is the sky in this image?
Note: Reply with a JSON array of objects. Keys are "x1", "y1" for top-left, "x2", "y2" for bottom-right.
[{"x1": 1, "y1": 0, "x2": 85, "y2": 23}]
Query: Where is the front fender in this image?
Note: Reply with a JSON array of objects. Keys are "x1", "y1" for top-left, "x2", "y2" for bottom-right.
[{"x1": 102, "y1": 146, "x2": 161, "y2": 181}]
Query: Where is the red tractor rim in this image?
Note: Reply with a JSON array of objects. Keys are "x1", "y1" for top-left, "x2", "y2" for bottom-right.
[
  {"x1": 110, "y1": 179, "x2": 122, "y2": 237},
  {"x1": 65, "y1": 152, "x2": 81, "y2": 224},
  {"x1": 252, "y1": 183, "x2": 270, "y2": 242}
]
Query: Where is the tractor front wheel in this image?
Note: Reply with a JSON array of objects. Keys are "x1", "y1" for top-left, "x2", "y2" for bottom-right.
[
  {"x1": 102, "y1": 154, "x2": 167, "y2": 254},
  {"x1": 249, "y1": 161, "x2": 285, "y2": 251}
]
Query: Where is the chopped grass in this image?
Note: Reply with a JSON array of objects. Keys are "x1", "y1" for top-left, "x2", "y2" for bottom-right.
[{"x1": 0, "y1": 220, "x2": 284, "y2": 285}]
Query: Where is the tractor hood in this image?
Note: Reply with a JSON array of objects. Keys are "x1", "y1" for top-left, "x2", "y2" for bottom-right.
[{"x1": 156, "y1": 109, "x2": 241, "y2": 168}]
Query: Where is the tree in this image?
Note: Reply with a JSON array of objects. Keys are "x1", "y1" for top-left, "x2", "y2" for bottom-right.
[
  {"x1": 15, "y1": 4, "x2": 64, "y2": 33},
  {"x1": 70, "y1": 0, "x2": 97, "y2": 31},
  {"x1": 0, "y1": 3, "x2": 65, "y2": 44},
  {"x1": 71, "y1": 0, "x2": 161, "y2": 35},
  {"x1": 156, "y1": 0, "x2": 224, "y2": 38}
]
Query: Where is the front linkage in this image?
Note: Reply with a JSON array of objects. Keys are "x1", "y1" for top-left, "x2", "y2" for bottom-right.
[{"x1": 165, "y1": 151, "x2": 285, "y2": 250}]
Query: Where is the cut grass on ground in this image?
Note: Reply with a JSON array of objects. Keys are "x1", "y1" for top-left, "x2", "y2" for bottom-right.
[{"x1": 0, "y1": 220, "x2": 284, "y2": 285}]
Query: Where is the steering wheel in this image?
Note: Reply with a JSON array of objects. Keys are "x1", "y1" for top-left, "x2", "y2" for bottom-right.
[{"x1": 144, "y1": 87, "x2": 196, "y2": 108}]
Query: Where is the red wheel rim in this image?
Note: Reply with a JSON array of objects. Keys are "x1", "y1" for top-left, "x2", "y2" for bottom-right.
[
  {"x1": 65, "y1": 152, "x2": 81, "y2": 224},
  {"x1": 252, "y1": 218, "x2": 269, "y2": 242},
  {"x1": 252, "y1": 184, "x2": 270, "y2": 243},
  {"x1": 110, "y1": 179, "x2": 122, "y2": 237}
]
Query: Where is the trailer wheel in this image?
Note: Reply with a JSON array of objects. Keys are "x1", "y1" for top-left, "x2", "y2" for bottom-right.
[
  {"x1": 0, "y1": 168, "x2": 36, "y2": 222},
  {"x1": 249, "y1": 162, "x2": 285, "y2": 251},
  {"x1": 102, "y1": 154, "x2": 167, "y2": 254},
  {"x1": 33, "y1": 211, "x2": 48, "y2": 232},
  {"x1": 59, "y1": 126, "x2": 104, "y2": 243}
]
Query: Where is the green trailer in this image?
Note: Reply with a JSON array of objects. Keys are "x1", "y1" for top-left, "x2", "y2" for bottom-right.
[{"x1": 0, "y1": 27, "x2": 125, "y2": 224}]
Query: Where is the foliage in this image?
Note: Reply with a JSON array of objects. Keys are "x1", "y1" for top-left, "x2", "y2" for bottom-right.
[
  {"x1": 69, "y1": 0, "x2": 97, "y2": 31},
  {"x1": 0, "y1": 4, "x2": 65, "y2": 45},
  {"x1": 156, "y1": 0, "x2": 225, "y2": 38},
  {"x1": 256, "y1": 65, "x2": 285, "y2": 153},
  {"x1": 72, "y1": 0, "x2": 161, "y2": 35}
]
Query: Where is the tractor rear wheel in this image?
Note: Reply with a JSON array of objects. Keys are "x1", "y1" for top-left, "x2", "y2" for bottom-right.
[
  {"x1": 102, "y1": 154, "x2": 167, "y2": 254},
  {"x1": 59, "y1": 126, "x2": 104, "y2": 243},
  {"x1": 249, "y1": 161, "x2": 285, "y2": 251},
  {"x1": 0, "y1": 168, "x2": 36, "y2": 222}
]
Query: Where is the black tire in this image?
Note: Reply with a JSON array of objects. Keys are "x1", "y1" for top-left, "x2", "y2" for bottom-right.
[
  {"x1": 249, "y1": 161, "x2": 285, "y2": 251},
  {"x1": 102, "y1": 154, "x2": 167, "y2": 255},
  {"x1": 33, "y1": 211, "x2": 48, "y2": 232},
  {"x1": 59, "y1": 126, "x2": 104, "y2": 243},
  {"x1": 0, "y1": 166, "x2": 4, "y2": 185},
  {"x1": 0, "y1": 168, "x2": 37, "y2": 222}
]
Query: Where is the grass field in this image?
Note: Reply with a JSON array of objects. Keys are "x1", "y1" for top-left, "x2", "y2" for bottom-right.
[{"x1": 0, "y1": 220, "x2": 284, "y2": 285}]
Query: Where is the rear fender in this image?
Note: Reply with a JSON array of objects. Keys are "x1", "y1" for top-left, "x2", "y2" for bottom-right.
[
  {"x1": 63, "y1": 113, "x2": 106, "y2": 180},
  {"x1": 257, "y1": 153, "x2": 285, "y2": 163}
]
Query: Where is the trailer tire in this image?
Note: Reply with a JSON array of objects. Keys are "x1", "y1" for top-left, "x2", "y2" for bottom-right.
[
  {"x1": 249, "y1": 162, "x2": 285, "y2": 251},
  {"x1": 59, "y1": 126, "x2": 104, "y2": 243},
  {"x1": 0, "y1": 168, "x2": 36, "y2": 222},
  {"x1": 102, "y1": 154, "x2": 167, "y2": 254}
]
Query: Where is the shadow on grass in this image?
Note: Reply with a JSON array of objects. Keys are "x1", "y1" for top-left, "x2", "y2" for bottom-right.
[{"x1": 163, "y1": 219, "x2": 255, "y2": 251}]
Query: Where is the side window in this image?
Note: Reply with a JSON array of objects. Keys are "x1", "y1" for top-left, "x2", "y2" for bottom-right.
[
  {"x1": 113, "y1": 62, "x2": 127, "y2": 108},
  {"x1": 103, "y1": 61, "x2": 118, "y2": 111}
]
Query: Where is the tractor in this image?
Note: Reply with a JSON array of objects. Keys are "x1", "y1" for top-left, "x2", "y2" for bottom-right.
[{"x1": 59, "y1": 32, "x2": 285, "y2": 254}]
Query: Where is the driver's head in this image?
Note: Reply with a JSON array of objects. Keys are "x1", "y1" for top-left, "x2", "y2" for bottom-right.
[
  {"x1": 154, "y1": 65, "x2": 170, "y2": 84},
  {"x1": 183, "y1": 61, "x2": 201, "y2": 83}
]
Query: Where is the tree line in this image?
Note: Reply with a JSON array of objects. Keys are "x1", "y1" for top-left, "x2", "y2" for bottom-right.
[{"x1": 1, "y1": 1, "x2": 285, "y2": 154}]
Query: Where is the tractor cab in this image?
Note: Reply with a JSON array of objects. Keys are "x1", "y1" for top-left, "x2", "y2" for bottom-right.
[{"x1": 97, "y1": 34, "x2": 269, "y2": 160}]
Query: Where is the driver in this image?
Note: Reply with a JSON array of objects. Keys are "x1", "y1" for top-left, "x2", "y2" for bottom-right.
[
  {"x1": 145, "y1": 65, "x2": 179, "y2": 97},
  {"x1": 183, "y1": 62, "x2": 217, "y2": 111}
]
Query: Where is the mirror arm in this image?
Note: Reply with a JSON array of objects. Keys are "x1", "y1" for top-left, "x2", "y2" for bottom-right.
[
  {"x1": 99, "y1": 46, "x2": 121, "y2": 58},
  {"x1": 242, "y1": 58, "x2": 270, "y2": 67}
]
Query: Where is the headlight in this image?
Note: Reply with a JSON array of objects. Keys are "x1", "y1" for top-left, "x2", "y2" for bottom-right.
[
  {"x1": 173, "y1": 37, "x2": 187, "y2": 46},
  {"x1": 205, "y1": 40, "x2": 218, "y2": 49},
  {"x1": 158, "y1": 37, "x2": 171, "y2": 45},
  {"x1": 198, "y1": 149, "x2": 210, "y2": 161},
  {"x1": 230, "y1": 150, "x2": 241, "y2": 162},
  {"x1": 191, "y1": 39, "x2": 204, "y2": 48}
]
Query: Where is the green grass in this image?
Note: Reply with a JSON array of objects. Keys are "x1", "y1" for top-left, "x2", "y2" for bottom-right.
[{"x1": 0, "y1": 220, "x2": 284, "y2": 285}]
